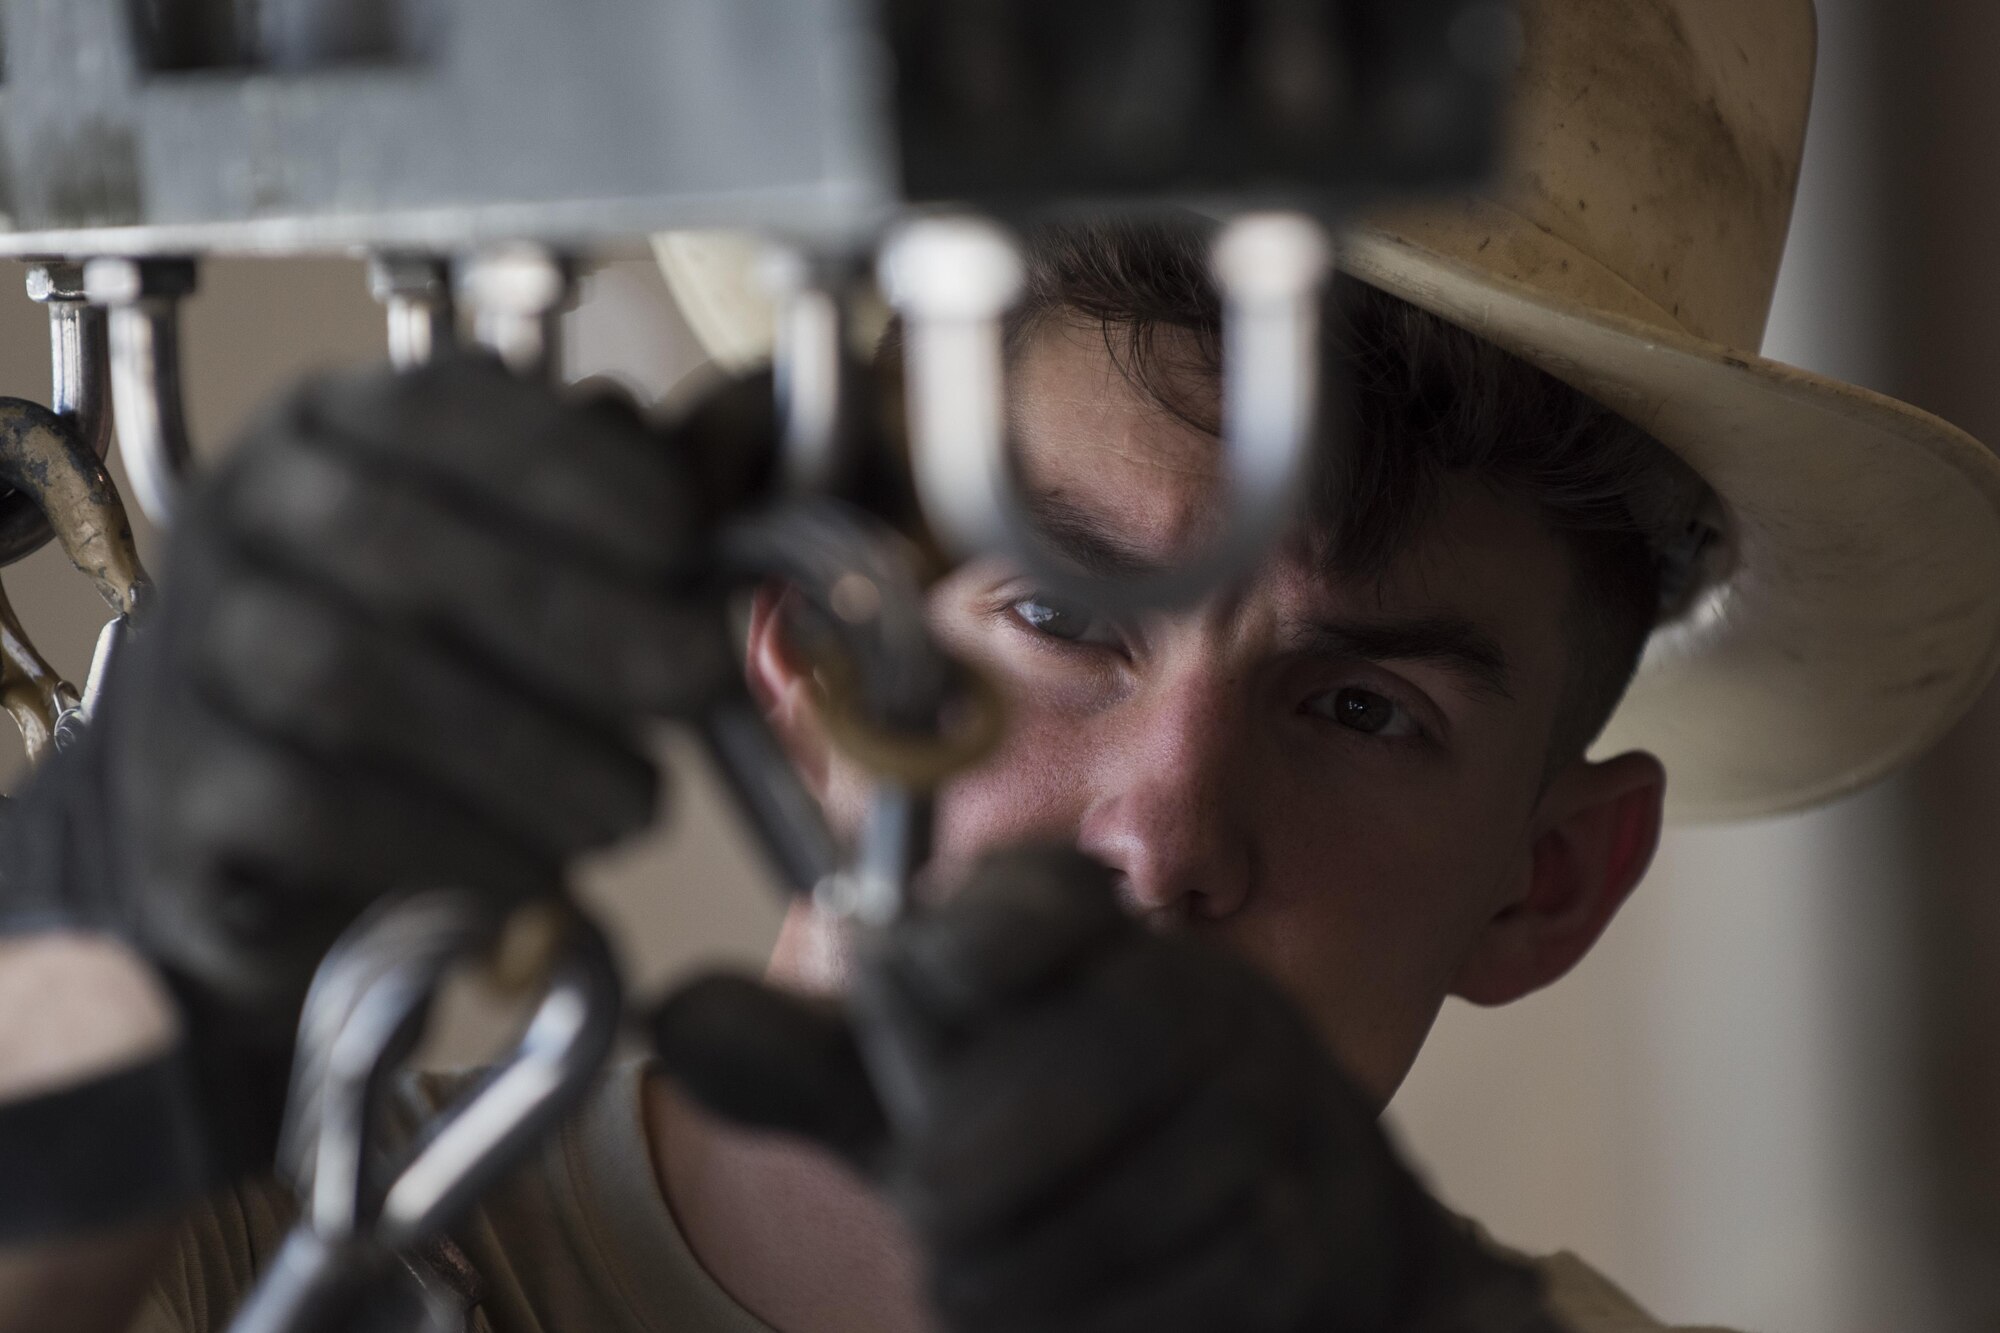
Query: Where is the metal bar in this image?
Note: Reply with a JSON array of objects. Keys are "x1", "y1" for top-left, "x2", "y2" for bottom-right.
[
  {"x1": 849, "y1": 784, "x2": 932, "y2": 925},
  {"x1": 766, "y1": 248, "x2": 858, "y2": 494},
  {"x1": 0, "y1": 263, "x2": 119, "y2": 568},
  {"x1": 83, "y1": 258, "x2": 200, "y2": 530},
  {"x1": 0, "y1": 0, "x2": 886, "y2": 259},
  {"x1": 0, "y1": 2, "x2": 1498, "y2": 259},
  {"x1": 25, "y1": 263, "x2": 113, "y2": 463}
]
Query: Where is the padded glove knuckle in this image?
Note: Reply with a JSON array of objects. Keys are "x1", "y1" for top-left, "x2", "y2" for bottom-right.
[
  {"x1": 203, "y1": 580, "x2": 367, "y2": 723},
  {"x1": 218, "y1": 430, "x2": 374, "y2": 554}
]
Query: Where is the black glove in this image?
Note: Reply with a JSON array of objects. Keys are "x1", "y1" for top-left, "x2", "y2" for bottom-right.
[
  {"x1": 1, "y1": 355, "x2": 734, "y2": 1190},
  {"x1": 654, "y1": 848, "x2": 1561, "y2": 1333}
]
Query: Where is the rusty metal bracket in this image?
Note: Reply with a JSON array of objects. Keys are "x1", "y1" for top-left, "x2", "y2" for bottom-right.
[{"x1": 0, "y1": 398, "x2": 151, "y2": 768}]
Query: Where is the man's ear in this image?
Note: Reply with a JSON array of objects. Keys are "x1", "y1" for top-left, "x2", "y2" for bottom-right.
[
  {"x1": 1449, "y1": 750, "x2": 1665, "y2": 1007},
  {"x1": 744, "y1": 583, "x2": 833, "y2": 798}
]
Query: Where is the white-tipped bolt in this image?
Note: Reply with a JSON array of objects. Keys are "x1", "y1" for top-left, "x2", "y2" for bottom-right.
[
  {"x1": 456, "y1": 243, "x2": 571, "y2": 319},
  {"x1": 1211, "y1": 212, "x2": 1333, "y2": 303},
  {"x1": 457, "y1": 243, "x2": 574, "y2": 379},
  {"x1": 82, "y1": 257, "x2": 198, "y2": 306},
  {"x1": 25, "y1": 261, "x2": 86, "y2": 304},
  {"x1": 878, "y1": 216, "x2": 1026, "y2": 321}
]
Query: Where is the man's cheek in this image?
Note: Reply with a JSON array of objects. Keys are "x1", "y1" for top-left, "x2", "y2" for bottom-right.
[{"x1": 1221, "y1": 805, "x2": 1507, "y2": 1052}]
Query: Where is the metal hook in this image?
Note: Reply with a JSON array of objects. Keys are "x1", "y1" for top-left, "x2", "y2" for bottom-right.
[
  {"x1": 880, "y1": 211, "x2": 1332, "y2": 612},
  {"x1": 368, "y1": 255, "x2": 458, "y2": 372},
  {"x1": 764, "y1": 247, "x2": 861, "y2": 494},
  {"x1": 456, "y1": 244, "x2": 575, "y2": 381},
  {"x1": 0, "y1": 263, "x2": 114, "y2": 567},
  {"x1": 28, "y1": 262, "x2": 114, "y2": 464},
  {"x1": 709, "y1": 499, "x2": 1002, "y2": 923},
  {"x1": 228, "y1": 892, "x2": 621, "y2": 1333},
  {"x1": 83, "y1": 257, "x2": 199, "y2": 531}
]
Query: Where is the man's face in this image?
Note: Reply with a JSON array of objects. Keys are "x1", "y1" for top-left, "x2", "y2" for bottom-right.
[{"x1": 783, "y1": 319, "x2": 1627, "y2": 1104}]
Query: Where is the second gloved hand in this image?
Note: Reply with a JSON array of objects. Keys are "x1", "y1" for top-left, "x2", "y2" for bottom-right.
[{"x1": 654, "y1": 848, "x2": 1558, "y2": 1333}]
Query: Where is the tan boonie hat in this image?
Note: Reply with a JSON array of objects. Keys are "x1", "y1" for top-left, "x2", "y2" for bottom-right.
[{"x1": 654, "y1": 0, "x2": 2000, "y2": 822}]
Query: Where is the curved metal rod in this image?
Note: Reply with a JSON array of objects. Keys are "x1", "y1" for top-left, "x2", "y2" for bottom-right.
[
  {"x1": 279, "y1": 892, "x2": 493, "y2": 1239},
  {"x1": 881, "y1": 212, "x2": 1332, "y2": 612},
  {"x1": 234, "y1": 894, "x2": 620, "y2": 1333},
  {"x1": 378, "y1": 914, "x2": 618, "y2": 1241},
  {"x1": 83, "y1": 257, "x2": 198, "y2": 530},
  {"x1": 765, "y1": 247, "x2": 859, "y2": 494},
  {"x1": 0, "y1": 263, "x2": 115, "y2": 567},
  {"x1": 29, "y1": 262, "x2": 114, "y2": 463}
]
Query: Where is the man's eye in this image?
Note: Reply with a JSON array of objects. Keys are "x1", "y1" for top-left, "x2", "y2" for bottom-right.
[
  {"x1": 1010, "y1": 592, "x2": 1108, "y2": 644},
  {"x1": 1307, "y1": 686, "x2": 1422, "y2": 739}
]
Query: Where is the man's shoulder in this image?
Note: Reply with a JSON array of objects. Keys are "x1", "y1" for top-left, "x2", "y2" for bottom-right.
[
  {"x1": 1524, "y1": 1248, "x2": 1743, "y2": 1333},
  {"x1": 129, "y1": 1173, "x2": 298, "y2": 1332}
]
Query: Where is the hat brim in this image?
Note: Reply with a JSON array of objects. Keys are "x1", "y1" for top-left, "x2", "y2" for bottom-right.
[{"x1": 1342, "y1": 228, "x2": 2000, "y2": 820}]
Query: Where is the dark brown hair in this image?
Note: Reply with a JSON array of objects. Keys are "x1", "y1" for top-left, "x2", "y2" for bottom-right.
[{"x1": 1007, "y1": 214, "x2": 1710, "y2": 769}]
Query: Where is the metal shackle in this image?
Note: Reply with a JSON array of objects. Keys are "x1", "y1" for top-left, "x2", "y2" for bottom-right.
[
  {"x1": 714, "y1": 498, "x2": 1003, "y2": 924},
  {"x1": 0, "y1": 401, "x2": 148, "y2": 622},
  {"x1": 698, "y1": 499, "x2": 948, "y2": 909},
  {"x1": 881, "y1": 211, "x2": 1333, "y2": 611},
  {"x1": 229, "y1": 892, "x2": 621, "y2": 1333},
  {"x1": 83, "y1": 257, "x2": 200, "y2": 531},
  {"x1": 0, "y1": 394, "x2": 151, "y2": 766}
]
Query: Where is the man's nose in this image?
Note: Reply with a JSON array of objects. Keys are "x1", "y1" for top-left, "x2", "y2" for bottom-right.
[{"x1": 1075, "y1": 675, "x2": 1255, "y2": 924}]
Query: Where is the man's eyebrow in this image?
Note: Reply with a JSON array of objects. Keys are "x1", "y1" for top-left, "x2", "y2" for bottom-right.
[
  {"x1": 1021, "y1": 491, "x2": 1164, "y2": 578},
  {"x1": 1017, "y1": 494, "x2": 1513, "y2": 700},
  {"x1": 1292, "y1": 615, "x2": 1515, "y2": 701}
]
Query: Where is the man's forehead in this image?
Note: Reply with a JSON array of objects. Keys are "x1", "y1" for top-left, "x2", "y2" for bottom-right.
[
  {"x1": 1005, "y1": 318, "x2": 1575, "y2": 677},
  {"x1": 1011, "y1": 319, "x2": 1227, "y2": 564}
]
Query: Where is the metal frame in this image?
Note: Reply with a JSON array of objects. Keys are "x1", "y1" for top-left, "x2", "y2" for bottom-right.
[{"x1": 0, "y1": 0, "x2": 892, "y2": 257}]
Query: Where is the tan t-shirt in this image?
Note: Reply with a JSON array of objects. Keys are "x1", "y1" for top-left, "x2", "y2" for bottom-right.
[{"x1": 130, "y1": 1061, "x2": 1723, "y2": 1333}]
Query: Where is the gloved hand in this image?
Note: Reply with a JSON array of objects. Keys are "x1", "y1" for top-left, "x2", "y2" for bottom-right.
[
  {"x1": 1, "y1": 354, "x2": 734, "y2": 1168},
  {"x1": 654, "y1": 848, "x2": 1560, "y2": 1333}
]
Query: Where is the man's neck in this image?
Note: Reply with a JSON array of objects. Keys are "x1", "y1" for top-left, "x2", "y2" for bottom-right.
[{"x1": 643, "y1": 1068, "x2": 933, "y2": 1333}]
